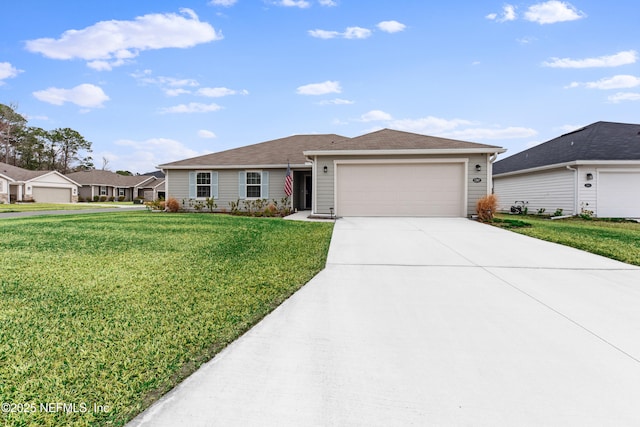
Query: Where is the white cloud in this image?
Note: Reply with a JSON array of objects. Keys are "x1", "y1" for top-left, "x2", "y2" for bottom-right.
[
  {"x1": 134, "y1": 74, "x2": 200, "y2": 95},
  {"x1": 108, "y1": 138, "x2": 209, "y2": 173},
  {"x1": 317, "y1": 98, "x2": 354, "y2": 105},
  {"x1": 361, "y1": 110, "x2": 392, "y2": 122},
  {"x1": 543, "y1": 50, "x2": 637, "y2": 68},
  {"x1": 568, "y1": 75, "x2": 640, "y2": 90},
  {"x1": 442, "y1": 126, "x2": 538, "y2": 140},
  {"x1": 309, "y1": 26, "x2": 372, "y2": 39},
  {"x1": 25, "y1": 9, "x2": 222, "y2": 70},
  {"x1": 486, "y1": 4, "x2": 517, "y2": 22},
  {"x1": 524, "y1": 1, "x2": 586, "y2": 24},
  {"x1": 318, "y1": 0, "x2": 337, "y2": 5},
  {"x1": 308, "y1": 29, "x2": 341, "y2": 39},
  {"x1": 198, "y1": 129, "x2": 217, "y2": 138},
  {"x1": 608, "y1": 92, "x2": 640, "y2": 103},
  {"x1": 209, "y1": 0, "x2": 237, "y2": 6},
  {"x1": 388, "y1": 116, "x2": 473, "y2": 133},
  {"x1": 159, "y1": 102, "x2": 223, "y2": 113},
  {"x1": 275, "y1": 0, "x2": 311, "y2": 8},
  {"x1": 296, "y1": 80, "x2": 341, "y2": 95},
  {"x1": 377, "y1": 20, "x2": 406, "y2": 33},
  {"x1": 33, "y1": 83, "x2": 109, "y2": 108},
  {"x1": 197, "y1": 87, "x2": 238, "y2": 97},
  {"x1": 0, "y1": 62, "x2": 22, "y2": 84},
  {"x1": 361, "y1": 113, "x2": 536, "y2": 140}
]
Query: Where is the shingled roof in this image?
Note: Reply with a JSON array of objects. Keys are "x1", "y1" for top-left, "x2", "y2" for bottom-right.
[
  {"x1": 160, "y1": 129, "x2": 504, "y2": 169},
  {"x1": 66, "y1": 170, "x2": 156, "y2": 187},
  {"x1": 159, "y1": 134, "x2": 347, "y2": 168},
  {"x1": 494, "y1": 121, "x2": 640, "y2": 175},
  {"x1": 0, "y1": 162, "x2": 51, "y2": 181},
  {"x1": 309, "y1": 128, "x2": 504, "y2": 152}
]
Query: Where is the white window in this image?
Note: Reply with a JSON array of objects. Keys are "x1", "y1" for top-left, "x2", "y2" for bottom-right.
[
  {"x1": 118, "y1": 188, "x2": 126, "y2": 197},
  {"x1": 246, "y1": 172, "x2": 261, "y2": 198},
  {"x1": 100, "y1": 186, "x2": 107, "y2": 196},
  {"x1": 197, "y1": 172, "x2": 211, "y2": 198}
]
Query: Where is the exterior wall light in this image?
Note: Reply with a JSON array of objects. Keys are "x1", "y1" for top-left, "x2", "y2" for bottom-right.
[
  {"x1": 475, "y1": 164, "x2": 481, "y2": 172},
  {"x1": 586, "y1": 173, "x2": 593, "y2": 180},
  {"x1": 323, "y1": 166, "x2": 328, "y2": 173}
]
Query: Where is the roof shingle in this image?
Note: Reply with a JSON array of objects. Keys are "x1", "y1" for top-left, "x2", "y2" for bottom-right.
[{"x1": 494, "y1": 121, "x2": 640, "y2": 175}]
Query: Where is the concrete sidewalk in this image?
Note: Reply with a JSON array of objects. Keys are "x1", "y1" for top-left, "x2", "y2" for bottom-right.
[{"x1": 128, "y1": 217, "x2": 640, "y2": 427}]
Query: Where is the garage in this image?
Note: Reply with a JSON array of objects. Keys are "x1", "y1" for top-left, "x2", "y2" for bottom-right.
[
  {"x1": 32, "y1": 186, "x2": 72, "y2": 203},
  {"x1": 336, "y1": 162, "x2": 466, "y2": 217},
  {"x1": 597, "y1": 171, "x2": 640, "y2": 218}
]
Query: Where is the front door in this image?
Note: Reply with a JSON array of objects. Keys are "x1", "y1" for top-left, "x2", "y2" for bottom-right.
[{"x1": 305, "y1": 174, "x2": 312, "y2": 210}]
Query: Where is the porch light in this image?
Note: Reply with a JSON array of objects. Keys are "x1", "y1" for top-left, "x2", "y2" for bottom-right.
[
  {"x1": 475, "y1": 164, "x2": 481, "y2": 172},
  {"x1": 586, "y1": 173, "x2": 593, "y2": 180},
  {"x1": 323, "y1": 166, "x2": 328, "y2": 173}
]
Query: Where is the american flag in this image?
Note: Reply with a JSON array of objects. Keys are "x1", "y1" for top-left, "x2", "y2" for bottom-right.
[{"x1": 284, "y1": 162, "x2": 293, "y2": 196}]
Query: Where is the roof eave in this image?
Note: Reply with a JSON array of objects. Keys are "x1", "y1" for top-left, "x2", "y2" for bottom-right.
[
  {"x1": 303, "y1": 148, "x2": 506, "y2": 156},
  {"x1": 158, "y1": 163, "x2": 310, "y2": 170},
  {"x1": 494, "y1": 160, "x2": 640, "y2": 177}
]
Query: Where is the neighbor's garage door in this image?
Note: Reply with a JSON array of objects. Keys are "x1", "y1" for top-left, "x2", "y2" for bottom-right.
[
  {"x1": 32, "y1": 187, "x2": 72, "y2": 203},
  {"x1": 336, "y1": 162, "x2": 465, "y2": 217},
  {"x1": 598, "y1": 171, "x2": 640, "y2": 218}
]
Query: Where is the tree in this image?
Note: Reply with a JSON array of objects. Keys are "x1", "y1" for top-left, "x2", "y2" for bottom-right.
[
  {"x1": 116, "y1": 170, "x2": 133, "y2": 176},
  {"x1": 0, "y1": 103, "x2": 27, "y2": 164},
  {"x1": 48, "y1": 127, "x2": 93, "y2": 174}
]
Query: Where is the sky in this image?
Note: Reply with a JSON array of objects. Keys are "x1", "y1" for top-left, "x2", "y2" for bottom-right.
[{"x1": 1, "y1": 0, "x2": 638, "y2": 174}]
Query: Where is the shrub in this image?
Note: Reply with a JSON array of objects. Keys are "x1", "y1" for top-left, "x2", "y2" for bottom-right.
[
  {"x1": 553, "y1": 208, "x2": 563, "y2": 217},
  {"x1": 476, "y1": 194, "x2": 498, "y2": 222},
  {"x1": 99, "y1": 195, "x2": 107, "y2": 202},
  {"x1": 77, "y1": 196, "x2": 85, "y2": 202},
  {"x1": 118, "y1": 196, "x2": 125, "y2": 202},
  {"x1": 166, "y1": 197, "x2": 180, "y2": 213},
  {"x1": 93, "y1": 195, "x2": 99, "y2": 202},
  {"x1": 205, "y1": 197, "x2": 216, "y2": 212},
  {"x1": 108, "y1": 196, "x2": 115, "y2": 202}
]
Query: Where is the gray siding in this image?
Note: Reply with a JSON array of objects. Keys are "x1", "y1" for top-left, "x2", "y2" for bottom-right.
[
  {"x1": 494, "y1": 168, "x2": 575, "y2": 215},
  {"x1": 166, "y1": 168, "x2": 290, "y2": 211},
  {"x1": 314, "y1": 153, "x2": 491, "y2": 216}
]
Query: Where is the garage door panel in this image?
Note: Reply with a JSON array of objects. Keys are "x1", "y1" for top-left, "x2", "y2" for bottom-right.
[
  {"x1": 598, "y1": 172, "x2": 640, "y2": 218},
  {"x1": 337, "y1": 163, "x2": 464, "y2": 217},
  {"x1": 32, "y1": 187, "x2": 71, "y2": 203}
]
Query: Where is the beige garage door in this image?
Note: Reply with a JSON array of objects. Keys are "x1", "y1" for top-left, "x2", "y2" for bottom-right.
[
  {"x1": 336, "y1": 162, "x2": 465, "y2": 217},
  {"x1": 32, "y1": 187, "x2": 72, "y2": 203},
  {"x1": 598, "y1": 171, "x2": 640, "y2": 218}
]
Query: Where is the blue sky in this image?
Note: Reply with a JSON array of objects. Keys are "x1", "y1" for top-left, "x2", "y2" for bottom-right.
[{"x1": 1, "y1": 0, "x2": 638, "y2": 173}]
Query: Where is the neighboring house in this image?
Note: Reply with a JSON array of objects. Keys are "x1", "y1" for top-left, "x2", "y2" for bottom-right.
[
  {"x1": 493, "y1": 121, "x2": 640, "y2": 218},
  {"x1": 65, "y1": 170, "x2": 160, "y2": 201},
  {"x1": 0, "y1": 162, "x2": 80, "y2": 203},
  {"x1": 159, "y1": 129, "x2": 505, "y2": 217}
]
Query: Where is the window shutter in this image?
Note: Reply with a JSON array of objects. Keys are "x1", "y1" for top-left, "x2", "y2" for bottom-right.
[
  {"x1": 261, "y1": 171, "x2": 269, "y2": 199},
  {"x1": 238, "y1": 171, "x2": 246, "y2": 199},
  {"x1": 211, "y1": 172, "x2": 218, "y2": 199},
  {"x1": 188, "y1": 172, "x2": 196, "y2": 198}
]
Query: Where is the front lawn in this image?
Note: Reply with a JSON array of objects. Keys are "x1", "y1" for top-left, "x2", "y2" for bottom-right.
[
  {"x1": 0, "y1": 212, "x2": 334, "y2": 426},
  {"x1": 0, "y1": 203, "x2": 113, "y2": 212},
  {"x1": 494, "y1": 214, "x2": 640, "y2": 266}
]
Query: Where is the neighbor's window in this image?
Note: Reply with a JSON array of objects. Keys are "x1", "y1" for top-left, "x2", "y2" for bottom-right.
[
  {"x1": 118, "y1": 188, "x2": 126, "y2": 197},
  {"x1": 197, "y1": 172, "x2": 211, "y2": 198},
  {"x1": 100, "y1": 186, "x2": 107, "y2": 196},
  {"x1": 246, "y1": 171, "x2": 261, "y2": 198}
]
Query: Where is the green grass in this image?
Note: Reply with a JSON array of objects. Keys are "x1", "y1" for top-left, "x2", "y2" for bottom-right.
[
  {"x1": 0, "y1": 212, "x2": 334, "y2": 426},
  {"x1": 494, "y1": 214, "x2": 640, "y2": 266},
  {"x1": 0, "y1": 203, "x2": 114, "y2": 212}
]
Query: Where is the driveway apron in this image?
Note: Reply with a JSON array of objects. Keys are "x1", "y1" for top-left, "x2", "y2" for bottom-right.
[{"x1": 129, "y1": 217, "x2": 640, "y2": 427}]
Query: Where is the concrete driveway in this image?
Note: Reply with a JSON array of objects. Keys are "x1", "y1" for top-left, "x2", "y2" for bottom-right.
[{"x1": 129, "y1": 217, "x2": 640, "y2": 427}]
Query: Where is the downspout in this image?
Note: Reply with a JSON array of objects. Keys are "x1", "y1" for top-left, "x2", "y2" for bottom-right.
[
  {"x1": 566, "y1": 165, "x2": 578, "y2": 215},
  {"x1": 488, "y1": 152, "x2": 499, "y2": 195}
]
